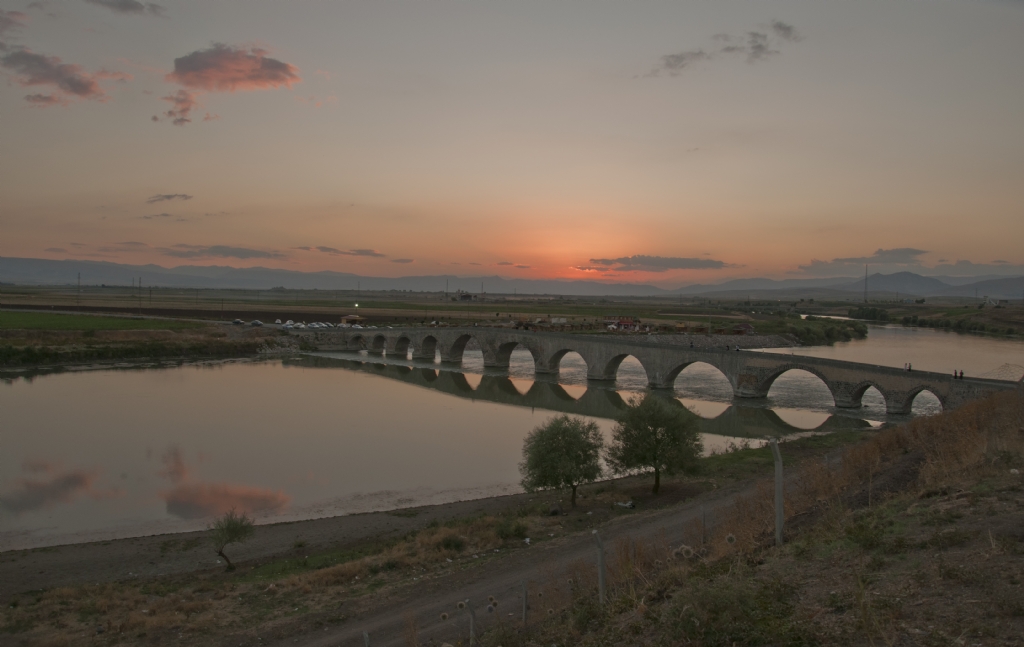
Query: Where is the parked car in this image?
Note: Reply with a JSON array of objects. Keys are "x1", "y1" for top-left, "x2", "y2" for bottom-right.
[
  {"x1": 250, "y1": 320, "x2": 263, "y2": 327},
  {"x1": 232, "y1": 319, "x2": 244, "y2": 325},
  {"x1": 285, "y1": 320, "x2": 295, "y2": 325},
  {"x1": 275, "y1": 319, "x2": 282, "y2": 324}
]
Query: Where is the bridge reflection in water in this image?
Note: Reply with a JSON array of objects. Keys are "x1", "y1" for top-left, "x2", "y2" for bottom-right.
[{"x1": 285, "y1": 355, "x2": 880, "y2": 439}]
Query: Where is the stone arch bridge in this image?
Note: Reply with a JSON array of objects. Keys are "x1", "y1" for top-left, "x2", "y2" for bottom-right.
[{"x1": 295, "y1": 327, "x2": 1019, "y2": 415}]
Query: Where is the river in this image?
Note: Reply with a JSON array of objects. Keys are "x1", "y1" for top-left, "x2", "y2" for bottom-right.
[{"x1": 1, "y1": 324, "x2": 1020, "y2": 551}]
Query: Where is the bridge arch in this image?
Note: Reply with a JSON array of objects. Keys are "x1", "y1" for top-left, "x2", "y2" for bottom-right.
[
  {"x1": 760, "y1": 366, "x2": 837, "y2": 407},
  {"x1": 663, "y1": 361, "x2": 734, "y2": 399},
  {"x1": 838, "y1": 381, "x2": 888, "y2": 410},
  {"x1": 539, "y1": 348, "x2": 590, "y2": 379},
  {"x1": 346, "y1": 334, "x2": 366, "y2": 351},
  {"x1": 370, "y1": 334, "x2": 388, "y2": 353},
  {"x1": 493, "y1": 340, "x2": 541, "y2": 376},
  {"x1": 594, "y1": 353, "x2": 655, "y2": 387},
  {"x1": 903, "y1": 386, "x2": 945, "y2": 416},
  {"x1": 390, "y1": 336, "x2": 412, "y2": 360},
  {"x1": 414, "y1": 335, "x2": 439, "y2": 362},
  {"x1": 444, "y1": 333, "x2": 477, "y2": 365}
]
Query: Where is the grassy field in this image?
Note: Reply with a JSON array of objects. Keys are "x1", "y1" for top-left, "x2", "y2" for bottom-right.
[{"x1": 0, "y1": 311, "x2": 203, "y2": 332}]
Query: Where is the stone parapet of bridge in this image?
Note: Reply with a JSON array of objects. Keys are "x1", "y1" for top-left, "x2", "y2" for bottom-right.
[{"x1": 294, "y1": 326, "x2": 1019, "y2": 415}]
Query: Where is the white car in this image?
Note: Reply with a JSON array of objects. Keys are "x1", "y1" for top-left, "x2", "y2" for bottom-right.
[
  {"x1": 294, "y1": 323, "x2": 306, "y2": 329},
  {"x1": 352, "y1": 324, "x2": 363, "y2": 329},
  {"x1": 285, "y1": 320, "x2": 295, "y2": 326},
  {"x1": 275, "y1": 319, "x2": 282, "y2": 324}
]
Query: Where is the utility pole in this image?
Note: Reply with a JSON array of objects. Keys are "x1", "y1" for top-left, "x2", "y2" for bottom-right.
[{"x1": 863, "y1": 264, "x2": 868, "y2": 303}]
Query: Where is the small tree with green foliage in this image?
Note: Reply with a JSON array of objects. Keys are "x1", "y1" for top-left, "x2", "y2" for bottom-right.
[
  {"x1": 606, "y1": 394, "x2": 702, "y2": 494},
  {"x1": 210, "y1": 509, "x2": 255, "y2": 571},
  {"x1": 519, "y1": 415, "x2": 604, "y2": 507}
]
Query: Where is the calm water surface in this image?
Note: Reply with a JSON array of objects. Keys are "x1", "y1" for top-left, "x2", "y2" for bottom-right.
[{"x1": 2, "y1": 326, "x2": 1020, "y2": 551}]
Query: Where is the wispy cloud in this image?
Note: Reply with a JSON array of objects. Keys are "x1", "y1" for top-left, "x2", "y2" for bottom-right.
[
  {"x1": 649, "y1": 21, "x2": 800, "y2": 76},
  {"x1": 145, "y1": 193, "x2": 192, "y2": 203},
  {"x1": 44, "y1": 247, "x2": 67, "y2": 253},
  {"x1": 298, "y1": 246, "x2": 386, "y2": 258},
  {"x1": 158, "y1": 244, "x2": 286, "y2": 260},
  {"x1": 391, "y1": 258, "x2": 413, "y2": 264},
  {"x1": 83, "y1": 0, "x2": 165, "y2": 16},
  {"x1": 496, "y1": 261, "x2": 514, "y2": 266},
  {"x1": 589, "y1": 255, "x2": 732, "y2": 272}
]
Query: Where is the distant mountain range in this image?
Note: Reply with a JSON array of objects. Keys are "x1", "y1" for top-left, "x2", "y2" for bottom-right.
[{"x1": 1, "y1": 256, "x2": 1022, "y2": 299}]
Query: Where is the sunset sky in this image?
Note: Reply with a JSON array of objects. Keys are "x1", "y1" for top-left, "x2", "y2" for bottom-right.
[{"x1": 2, "y1": 0, "x2": 1022, "y2": 287}]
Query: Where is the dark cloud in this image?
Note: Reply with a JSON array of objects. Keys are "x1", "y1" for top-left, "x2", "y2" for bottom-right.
[
  {"x1": 44, "y1": 247, "x2": 67, "y2": 253},
  {"x1": 656, "y1": 49, "x2": 710, "y2": 75},
  {"x1": 0, "y1": 10, "x2": 27, "y2": 40},
  {"x1": 571, "y1": 266, "x2": 611, "y2": 273},
  {"x1": 744, "y1": 31, "x2": 778, "y2": 62},
  {"x1": 83, "y1": 0, "x2": 165, "y2": 16},
  {"x1": 833, "y1": 248, "x2": 928, "y2": 265},
  {"x1": 391, "y1": 258, "x2": 414, "y2": 264},
  {"x1": 589, "y1": 255, "x2": 731, "y2": 272},
  {"x1": 0, "y1": 46, "x2": 128, "y2": 105},
  {"x1": 140, "y1": 212, "x2": 177, "y2": 220},
  {"x1": 167, "y1": 43, "x2": 300, "y2": 92},
  {"x1": 797, "y1": 248, "x2": 929, "y2": 275},
  {"x1": 146, "y1": 193, "x2": 192, "y2": 203},
  {"x1": 515, "y1": 265, "x2": 531, "y2": 269},
  {"x1": 496, "y1": 261, "x2": 514, "y2": 266},
  {"x1": 153, "y1": 89, "x2": 197, "y2": 125},
  {"x1": 159, "y1": 244, "x2": 286, "y2": 260},
  {"x1": 650, "y1": 22, "x2": 799, "y2": 76},
  {"x1": 771, "y1": 21, "x2": 801, "y2": 42},
  {"x1": 302, "y1": 246, "x2": 386, "y2": 258}
]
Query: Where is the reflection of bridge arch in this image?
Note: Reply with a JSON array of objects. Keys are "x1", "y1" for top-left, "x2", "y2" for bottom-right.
[{"x1": 287, "y1": 355, "x2": 882, "y2": 437}]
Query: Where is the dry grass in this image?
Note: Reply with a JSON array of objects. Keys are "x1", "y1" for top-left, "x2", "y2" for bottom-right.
[{"x1": 479, "y1": 389, "x2": 1024, "y2": 647}]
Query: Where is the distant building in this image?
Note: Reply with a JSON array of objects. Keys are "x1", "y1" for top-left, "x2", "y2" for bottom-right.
[{"x1": 603, "y1": 315, "x2": 640, "y2": 331}]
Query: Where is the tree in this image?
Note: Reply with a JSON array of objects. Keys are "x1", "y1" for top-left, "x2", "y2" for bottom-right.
[
  {"x1": 519, "y1": 415, "x2": 604, "y2": 507},
  {"x1": 606, "y1": 394, "x2": 702, "y2": 494},
  {"x1": 210, "y1": 509, "x2": 255, "y2": 571}
]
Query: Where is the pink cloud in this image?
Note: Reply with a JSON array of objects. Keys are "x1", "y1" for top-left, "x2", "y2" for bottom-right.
[
  {"x1": 0, "y1": 47, "x2": 130, "y2": 106},
  {"x1": 166, "y1": 43, "x2": 300, "y2": 92}
]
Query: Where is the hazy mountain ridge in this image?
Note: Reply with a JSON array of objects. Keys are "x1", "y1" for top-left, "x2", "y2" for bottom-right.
[{"x1": 1, "y1": 257, "x2": 1022, "y2": 299}]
